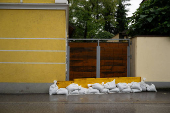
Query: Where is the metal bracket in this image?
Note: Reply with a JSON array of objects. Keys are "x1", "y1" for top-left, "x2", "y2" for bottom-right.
[{"x1": 130, "y1": 41, "x2": 132, "y2": 45}]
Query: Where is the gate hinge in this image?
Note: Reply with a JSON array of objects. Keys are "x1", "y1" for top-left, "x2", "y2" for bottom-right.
[
  {"x1": 130, "y1": 41, "x2": 132, "y2": 45},
  {"x1": 128, "y1": 55, "x2": 132, "y2": 59},
  {"x1": 130, "y1": 55, "x2": 132, "y2": 59}
]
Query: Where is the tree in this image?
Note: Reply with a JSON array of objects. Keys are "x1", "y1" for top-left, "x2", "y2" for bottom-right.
[
  {"x1": 128, "y1": 0, "x2": 170, "y2": 37},
  {"x1": 69, "y1": 0, "x2": 101, "y2": 39},
  {"x1": 94, "y1": 31, "x2": 114, "y2": 42},
  {"x1": 69, "y1": 0, "x2": 120, "y2": 39},
  {"x1": 113, "y1": 0, "x2": 130, "y2": 35}
]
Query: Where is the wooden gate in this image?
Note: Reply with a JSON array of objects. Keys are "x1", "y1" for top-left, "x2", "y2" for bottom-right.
[
  {"x1": 69, "y1": 43, "x2": 97, "y2": 80},
  {"x1": 100, "y1": 43, "x2": 128, "y2": 78},
  {"x1": 68, "y1": 41, "x2": 129, "y2": 80}
]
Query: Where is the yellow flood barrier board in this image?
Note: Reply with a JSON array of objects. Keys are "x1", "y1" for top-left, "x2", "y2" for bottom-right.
[
  {"x1": 57, "y1": 77, "x2": 141, "y2": 88},
  {"x1": 57, "y1": 81, "x2": 74, "y2": 88}
]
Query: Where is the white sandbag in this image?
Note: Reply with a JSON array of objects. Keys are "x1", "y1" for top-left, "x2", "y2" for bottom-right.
[
  {"x1": 57, "y1": 88, "x2": 68, "y2": 95},
  {"x1": 79, "y1": 88, "x2": 88, "y2": 95},
  {"x1": 117, "y1": 83, "x2": 128, "y2": 91},
  {"x1": 146, "y1": 84, "x2": 157, "y2": 92},
  {"x1": 127, "y1": 83, "x2": 133, "y2": 87},
  {"x1": 87, "y1": 87, "x2": 100, "y2": 94},
  {"x1": 104, "y1": 79, "x2": 116, "y2": 89},
  {"x1": 92, "y1": 83, "x2": 104, "y2": 91},
  {"x1": 131, "y1": 82, "x2": 142, "y2": 91},
  {"x1": 66, "y1": 83, "x2": 81, "y2": 92},
  {"x1": 49, "y1": 87, "x2": 58, "y2": 95},
  {"x1": 69, "y1": 90, "x2": 79, "y2": 95},
  {"x1": 131, "y1": 89, "x2": 142, "y2": 93},
  {"x1": 49, "y1": 80, "x2": 58, "y2": 95},
  {"x1": 100, "y1": 88, "x2": 109, "y2": 94},
  {"x1": 140, "y1": 78, "x2": 147, "y2": 91},
  {"x1": 88, "y1": 84, "x2": 92, "y2": 87},
  {"x1": 121, "y1": 86, "x2": 131, "y2": 93},
  {"x1": 109, "y1": 88, "x2": 120, "y2": 93}
]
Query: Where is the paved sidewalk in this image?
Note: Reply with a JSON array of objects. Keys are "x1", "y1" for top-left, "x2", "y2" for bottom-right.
[{"x1": 0, "y1": 91, "x2": 170, "y2": 113}]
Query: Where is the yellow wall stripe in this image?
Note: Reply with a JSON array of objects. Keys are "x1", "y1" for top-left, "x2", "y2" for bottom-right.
[
  {"x1": 0, "y1": 0, "x2": 20, "y2": 3},
  {"x1": 0, "y1": 51, "x2": 66, "y2": 63},
  {"x1": 0, "y1": 10, "x2": 66, "y2": 38},
  {"x1": 23, "y1": 0, "x2": 55, "y2": 3},
  {"x1": 0, "y1": 39, "x2": 66, "y2": 50},
  {"x1": 0, "y1": 64, "x2": 66, "y2": 83}
]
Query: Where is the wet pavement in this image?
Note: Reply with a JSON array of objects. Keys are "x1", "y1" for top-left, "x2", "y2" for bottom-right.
[{"x1": 0, "y1": 91, "x2": 170, "y2": 113}]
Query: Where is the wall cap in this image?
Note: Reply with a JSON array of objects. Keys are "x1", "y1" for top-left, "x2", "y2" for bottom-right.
[{"x1": 131, "y1": 35, "x2": 170, "y2": 38}]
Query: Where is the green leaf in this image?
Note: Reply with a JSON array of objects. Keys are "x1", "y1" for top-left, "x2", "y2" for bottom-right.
[
  {"x1": 140, "y1": 15, "x2": 147, "y2": 18},
  {"x1": 147, "y1": 17, "x2": 153, "y2": 22},
  {"x1": 167, "y1": 24, "x2": 170, "y2": 27},
  {"x1": 162, "y1": 12, "x2": 166, "y2": 14}
]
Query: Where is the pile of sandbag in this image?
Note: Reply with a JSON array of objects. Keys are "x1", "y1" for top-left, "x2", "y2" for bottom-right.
[
  {"x1": 49, "y1": 80, "x2": 58, "y2": 95},
  {"x1": 49, "y1": 78, "x2": 157, "y2": 95},
  {"x1": 140, "y1": 78, "x2": 157, "y2": 92},
  {"x1": 104, "y1": 80, "x2": 119, "y2": 93},
  {"x1": 130, "y1": 82, "x2": 142, "y2": 93},
  {"x1": 117, "y1": 83, "x2": 131, "y2": 93}
]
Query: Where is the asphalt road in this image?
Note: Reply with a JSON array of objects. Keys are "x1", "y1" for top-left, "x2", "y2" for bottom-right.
[{"x1": 0, "y1": 91, "x2": 170, "y2": 113}]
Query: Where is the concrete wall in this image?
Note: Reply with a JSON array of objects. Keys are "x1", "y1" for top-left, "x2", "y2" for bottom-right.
[
  {"x1": 131, "y1": 36, "x2": 170, "y2": 88},
  {"x1": 0, "y1": 3, "x2": 68, "y2": 93}
]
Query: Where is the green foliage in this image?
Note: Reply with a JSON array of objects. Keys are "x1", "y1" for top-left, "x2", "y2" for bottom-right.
[
  {"x1": 114, "y1": 0, "x2": 130, "y2": 35},
  {"x1": 95, "y1": 31, "x2": 114, "y2": 39},
  {"x1": 128, "y1": 0, "x2": 170, "y2": 37},
  {"x1": 69, "y1": 0, "x2": 120, "y2": 39}
]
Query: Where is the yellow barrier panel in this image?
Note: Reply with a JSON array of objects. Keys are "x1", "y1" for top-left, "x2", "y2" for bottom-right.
[
  {"x1": 57, "y1": 77, "x2": 141, "y2": 88},
  {"x1": 57, "y1": 81, "x2": 74, "y2": 88}
]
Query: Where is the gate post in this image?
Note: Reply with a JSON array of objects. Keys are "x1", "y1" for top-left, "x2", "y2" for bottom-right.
[
  {"x1": 96, "y1": 41, "x2": 100, "y2": 78},
  {"x1": 127, "y1": 46, "x2": 130, "y2": 77},
  {"x1": 66, "y1": 46, "x2": 70, "y2": 81}
]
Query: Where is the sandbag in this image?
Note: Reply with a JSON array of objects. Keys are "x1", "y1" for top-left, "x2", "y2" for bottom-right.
[
  {"x1": 146, "y1": 84, "x2": 157, "y2": 92},
  {"x1": 57, "y1": 88, "x2": 68, "y2": 95},
  {"x1": 121, "y1": 86, "x2": 131, "y2": 93},
  {"x1": 49, "y1": 80, "x2": 58, "y2": 95},
  {"x1": 131, "y1": 89, "x2": 142, "y2": 93},
  {"x1": 109, "y1": 88, "x2": 120, "y2": 93},
  {"x1": 69, "y1": 90, "x2": 79, "y2": 95},
  {"x1": 66, "y1": 83, "x2": 81, "y2": 92},
  {"x1": 100, "y1": 88, "x2": 109, "y2": 94},
  {"x1": 104, "y1": 79, "x2": 116, "y2": 89},
  {"x1": 117, "y1": 83, "x2": 128, "y2": 91},
  {"x1": 140, "y1": 78, "x2": 147, "y2": 91},
  {"x1": 131, "y1": 82, "x2": 142, "y2": 91},
  {"x1": 87, "y1": 87, "x2": 100, "y2": 94},
  {"x1": 92, "y1": 83, "x2": 104, "y2": 91},
  {"x1": 79, "y1": 88, "x2": 88, "y2": 95},
  {"x1": 88, "y1": 84, "x2": 92, "y2": 87}
]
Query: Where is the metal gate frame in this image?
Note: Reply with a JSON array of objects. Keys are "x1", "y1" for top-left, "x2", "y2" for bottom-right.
[{"x1": 66, "y1": 39, "x2": 130, "y2": 81}]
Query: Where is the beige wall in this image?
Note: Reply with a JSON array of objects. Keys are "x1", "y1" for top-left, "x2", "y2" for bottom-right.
[{"x1": 131, "y1": 37, "x2": 170, "y2": 82}]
